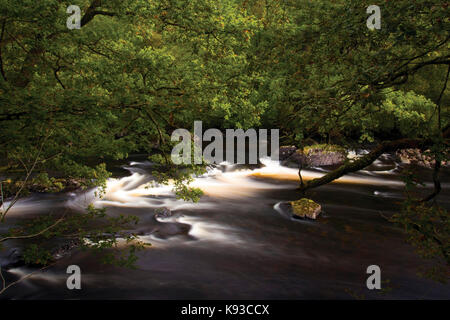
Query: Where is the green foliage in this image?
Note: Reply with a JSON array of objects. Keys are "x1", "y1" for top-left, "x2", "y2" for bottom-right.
[
  {"x1": 0, "y1": 0, "x2": 449, "y2": 288},
  {"x1": 389, "y1": 170, "x2": 449, "y2": 283},
  {"x1": 173, "y1": 178, "x2": 204, "y2": 202},
  {"x1": 1, "y1": 0, "x2": 447, "y2": 188},
  {"x1": 303, "y1": 144, "x2": 346, "y2": 154},
  {"x1": 23, "y1": 244, "x2": 54, "y2": 266},
  {"x1": 2, "y1": 204, "x2": 148, "y2": 268},
  {"x1": 359, "y1": 90, "x2": 438, "y2": 141},
  {"x1": 0, "y1": 0, "x2": 261, "y2": 185},
  {"x1": 150, "y1": 163, "x2": 206, "y2": 203},
  {"x1": 247, "y1": 0, "x2": 448, "y2": 144},
  {"x1": 148, "y1": 137, "x2": 206, "y2": 202}
]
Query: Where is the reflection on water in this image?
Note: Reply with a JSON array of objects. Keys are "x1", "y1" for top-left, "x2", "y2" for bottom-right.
[{"x1": 1, "y1": 155, "x2": 450, "y2": 299}]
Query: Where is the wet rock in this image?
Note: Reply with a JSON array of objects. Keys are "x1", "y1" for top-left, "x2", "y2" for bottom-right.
[
  {"x1": 152, "y1": 222, "x2": 192, "y2": 240},
  {"x1": 395, "y1": 149, "x2": 450, "y2": 168},
  {"x1": 21, "y1": 178, "x2": 85, "y2": 194},
  {"x1": 282, "y1": 145, "x2": 346, "y2": 168},
  {"x1": 64, "y1": 179, "x2": 82, "y2": 192},
  {"x1": 306, "y1": 150, "x2": 346, "y2": 167},
  {"x1": 147, "y1": 208, "x2": 195, "y2": 240},
  {"x1": 1, "y1": 240, "x2": 81, "y2": 270},
  {"x1": 284, "y1": 150, "x2": 309, "y2": 167},
  {"x1": 52, "y1": 240, "x2": 80, "y2": 260},
  {"x1": 0, "y1": 248, "x2": 25, "y2": 269},
  {"x1": 279, "y1": 146, "x2": 298, "y2": 161},
  {"x1": 289, "y1": 198, "x2": 321, "y2": 220},
  {"x1": 154, "y1": 207, "x2": 172, "y2": 219}
]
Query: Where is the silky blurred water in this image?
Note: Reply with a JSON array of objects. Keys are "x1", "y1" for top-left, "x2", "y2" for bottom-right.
[{"x1": 2, "y1": 155, "x2": 449, "y2": 299}]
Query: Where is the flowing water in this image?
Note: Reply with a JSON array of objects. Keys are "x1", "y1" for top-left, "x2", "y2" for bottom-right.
[{"x1": 1, "y1": 154, "x2": 450, "y2": 299}]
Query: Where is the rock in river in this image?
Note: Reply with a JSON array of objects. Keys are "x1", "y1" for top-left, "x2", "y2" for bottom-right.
[
  {"x1": 289, "y1": 198, "x2": 321, "y2": 220},
  {"x1": 279, "y1": 146, "x2": 298, "y2": 161},
  {"x1": 281, "y1": 144, "x2": 346, "y2": 168},
  {"x1": 154, "y1": 207, "x2": 172, "y2": 219},
  {"x1": 0, "y1": 248, "x2": 24, "y2": 270}
]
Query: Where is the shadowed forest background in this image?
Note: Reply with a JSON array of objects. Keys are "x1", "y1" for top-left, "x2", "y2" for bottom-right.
[{"x1": 0, "y1": 0, "x2": 448, "y2": 299}]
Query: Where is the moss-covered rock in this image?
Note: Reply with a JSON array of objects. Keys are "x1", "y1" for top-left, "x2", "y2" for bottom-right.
[
  {"x1": 290, "y1": 198, "x2": 321, "y2": 220},
  {"x1": 282, "y1": 144, "x2": 347, "y2": 167},
  {"x1": 1, "y1": 176, "x2": 85, "y2": 198}
]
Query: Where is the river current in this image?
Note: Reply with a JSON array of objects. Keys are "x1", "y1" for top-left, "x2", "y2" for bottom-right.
[{"x1": 1, "y1": 154, "x2": 449, "y2": 299}]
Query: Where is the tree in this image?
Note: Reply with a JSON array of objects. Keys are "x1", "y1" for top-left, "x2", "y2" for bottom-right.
[
  {"x1": 0, "y1": 0, "x2": 449, "y2": 293},
  {"x1": 0, "y1": 0, "x2": 263, "y2": 293},
  {"x1": 244, "y1": 0, "x2": 449, "y2": 279}
]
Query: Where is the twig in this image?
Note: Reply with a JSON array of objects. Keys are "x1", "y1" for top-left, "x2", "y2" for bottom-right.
[
  {"x1": 0, "y1": 181, "x2": 4, "y2": 213},
  {"x1": 0, "y1": 19, "x2": 7, "y2": 82},
  {"x1": 0, "y1": 265, "x2": 5, "y2": 291},
  {"x1": 0, "y1": 262, "x2": 56, "y2": 295},
  {"x1": 437, "y1": 64, "x2": 450, "y2": 131},
  {"x1": 0, "y1": 133, "x2": 51, "y2": 221},
  {"x1": 420, "y1": 65, "x2": 450, "y2": 203},
  {"x1": 0, "y1": 216, "x2": 65, "y2": 243}
]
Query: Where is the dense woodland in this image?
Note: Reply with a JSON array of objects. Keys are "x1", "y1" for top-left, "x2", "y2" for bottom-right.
[{"x1": 0, "y1": 0, "x2": 449, "y2": 293}]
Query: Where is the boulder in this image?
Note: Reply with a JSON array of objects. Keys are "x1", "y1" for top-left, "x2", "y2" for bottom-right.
[
  {"x1": 285, "y1": 150, "x2": 309, "y2": 166},
  {"x1": 0, "y1": 248, "x2": 25, "y2": 270},
  {"x1": 308, "y1": 150, "x2": 346, "y2": 166},
  {"x1": 1, "y1": 240, "x2": 82, "y2": 270},
  {"x1": 290, "y1": 198, "x2": 321, "y2": 220},
  {"x1": 52, "y1": 240, "x2": 80, "y2": 260},
  {"x1": 282, "y1": 144, "x2": 346, "y2": 167},
  {"x1": 154, "y1": 207, "x2": 172, "y2": 219},
  {"x1": 396, "y1": 149, "x2": 450, "y2": 168},
  {"x1": 279, "y1": 146, "x2": 298, "y2": 161}
]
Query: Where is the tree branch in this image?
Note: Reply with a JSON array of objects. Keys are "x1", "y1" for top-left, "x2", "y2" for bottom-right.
[
  {"x1": 0, "y1": 262, "x2": 56, "y2": 295},
  {"x1": 81, "y1": 1, "x2": 115, "y2": 27},
  {"x1": 0, "y1": 133, "x2": 51, "y2": 221},
  {"x1": 419, "y1": 64, "x2": 450, "y2": 203},
  {"x1": 299, "y1": 138, "x2": 436, "y2": 192},
  {"x1": 0, "y1": 216, "x2": 65, "y2": 243},
  {"x1": 0, "y1": 19, "x2": 7, "y2": 81}
]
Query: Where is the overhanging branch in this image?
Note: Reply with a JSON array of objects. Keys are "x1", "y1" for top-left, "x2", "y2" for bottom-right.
[{"x1": 299, "y1": 138, "x2": 436, "y2": 192}]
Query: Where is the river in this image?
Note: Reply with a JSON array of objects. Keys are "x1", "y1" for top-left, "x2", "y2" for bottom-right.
[{"x1": 1, "y1": 154, "x2": 449, "y2": 299}]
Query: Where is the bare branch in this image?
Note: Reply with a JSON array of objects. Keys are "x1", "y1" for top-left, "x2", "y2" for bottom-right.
[
  {"x1": 81, "y1": 1, "x2": 116, "y2": 27},
  {"x1": 0, "y1": 133, "x2": 51, "y2": 221},
  {"x1": 299, "y1": 138, "x2": 436, "y2": 193},
  {"x1": 0, "y1": 216, "x2": 65, "y2": 243},
  {"x1": 0, "y1": 263, "x2": 56, "y2": 295}
]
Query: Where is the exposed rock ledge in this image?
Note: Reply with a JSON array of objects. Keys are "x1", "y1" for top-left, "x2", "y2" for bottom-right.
[{"x1": 280, "y1": 144, "x2": 347, "y2": 168}]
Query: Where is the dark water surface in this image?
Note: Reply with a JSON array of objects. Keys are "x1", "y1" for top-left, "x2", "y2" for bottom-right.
[{"x1": 1, "y1": 155, "x2": 449, "y2": 299}]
